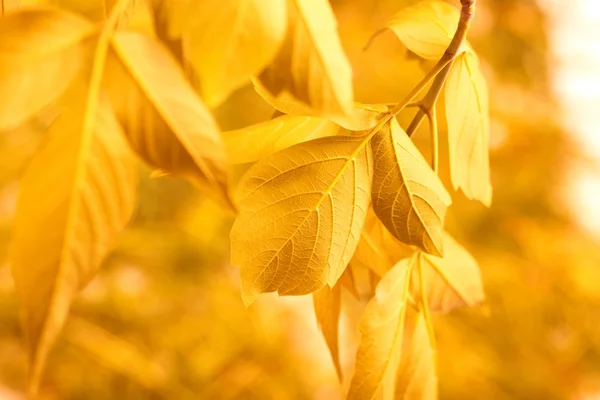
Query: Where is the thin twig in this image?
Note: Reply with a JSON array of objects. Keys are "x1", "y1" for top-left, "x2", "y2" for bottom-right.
[{"x1": 402, "y1": 0, "x2": 476, "y2": 174}]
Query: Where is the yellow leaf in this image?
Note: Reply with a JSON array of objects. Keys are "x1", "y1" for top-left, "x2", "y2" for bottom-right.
[
  {"x1": 257, "y1": 0, "x2": 353, "y2": 121},
  {"x1": 381, "y1": 0, "x2": 464, "y2": 60},
  {"x1": 230, "y1": 135, "x2": 373, "y2": 305},
  {"x1": 20, "y1": 0, "x2": 135, "y2": 22},
  {"x1": 347, "y1": 258, "x2": 412, "y2": 400},
  {"x1": 223, "y1": 115, "x2": 339, "y2": 164},
  {"x1": 253, "y1": 80, "x2": 388, "y2": 131},
  {"x1": 104, "y1": 32, "x2": 232, "y2": 208},
  {"x1": 393, "y1": 309, "x2": 438, "y2": 400},
  {"x1": 371, "y1": 118, "x2": 452, "y2": 257},
  {"x1": 313, "y1": 282, "x2": 343, "y2": 380},
  {"x1": 445, "y1": 51, "x2": 492, "y2": 206},
  {"x1": 156, "y1": 0, "x2": 287, "y2": 107},
  {"x1": 412, "y1": 233, "x2": 485, "y2": 313},
  {"x1": 339, "y1": 266, "x2": 360, "y2": 300},
  {"x1": 353, "y1": 207, "x2": 415, "y2": 277},
  {"x1": 0, "y1": 7, "x2": 94, "y2": 131},
  {"x1": 10, "y1": 92, "x2": 137, "y2": 392}
]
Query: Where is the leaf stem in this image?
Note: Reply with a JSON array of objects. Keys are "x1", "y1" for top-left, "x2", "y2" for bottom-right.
[{"x1": 418, "y1": 253, "x2": 437, "y2": 364}]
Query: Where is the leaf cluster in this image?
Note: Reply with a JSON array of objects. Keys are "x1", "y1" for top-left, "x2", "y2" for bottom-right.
[{"x1": 0, "y1": 0, "x2": 491, "y2": 398}]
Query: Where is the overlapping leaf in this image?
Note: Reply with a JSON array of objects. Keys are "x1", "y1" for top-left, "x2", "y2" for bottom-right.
[
  {"x1": 371, "y1": 118, "x2": 452, "y2": 257},
  {"x1": 253, "y1": 81, "x2": 388, "y2": 131},
  {"x1": 0, "y1": 8, "x2": 94, "y2": 131},
  {"x1": 10, "y1": 91, "x2": 137, "y2": 392},
  {"x1": 313, "y1": 282, "x2": 342, "y2": 379},
  {"x1": 445, "y1": 51, "x2": 492, "y2": 206},
  {"x1": 223, "y1": 115, "x2": 339, "y2": 164},
  {"x1": 352, "y1": 207, "x2": 415, "y2": 277},
  {"x1": 379, "y1": 0, "x2": 464, "y2": 60},
  {"x1": 347, "y1": 258, "x2": 412, "y2": 400},
  {"x1": 104, "y1": 32, "x2": 231, "y2": 207},
  {"x1": 230, "y1": 135, "x2": 373, "y2": 305},
  {"x1": 412, "y1": 233, "x2": 485, "y2": 313},
  {"x1": 257, "y1": 0, "x2": 354, "y2": 121},
  {"x1": 393, "y1": 309, "x2": 438, "y2": 400},
  {"x1": 155, "y1": 0, "x2": 287, "y2": 106}
]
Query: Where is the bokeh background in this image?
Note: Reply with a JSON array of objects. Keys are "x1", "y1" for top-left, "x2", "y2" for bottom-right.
[{"x1": 1, "y1": 0, "x2": 600, "y2": 398}]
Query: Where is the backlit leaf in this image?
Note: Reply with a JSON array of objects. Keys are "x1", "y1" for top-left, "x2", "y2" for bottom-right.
[
  {"x1": 412, "y1": 233, "x2": 485, "y2": 313},
  {"x1": 353, "y1": 207, "x2": 415, "y2": 277},
  {"x1": 445, "y1": 51, "x2": 492, "y2": 206},
  {"x1": 313, "y1": 282, "x2": 342, "y2": 380},
  {"x1": 253, "y1": 80, "x2": 387, "y2": 131},
  {"x1": 104, "y1": 32, "x2": 231, "y2": 208},
  {"x1": 381, "y1": 0, "x2": 462, "y2": 60},
  {"x1": 231, "y1": 135, "x2": 373, "y2": 305},
  {"x1": 0, "y1": 8, "x2": 94, "y2": 131},
  {"x1": 347, "y1": 258, "x2": 412, "y2": 400},
  {"x1": 257, "y1": 0, "x2": 354, "y2": 121},
  {"x1": 156, "y1": 0, "x2": 287, "y2": 107},
  {"x1": 371, "y1": 118, "x2": 452, "y2": 257},
  {"x1": 394, "y1": 309, "x2": 438, "y2": 400},
  {"x1": 223, "y1": 115, "x2": 339, "y2": 164},
  {"x1": 10, "y1": 92, "x2": 137, "y2": 391}
]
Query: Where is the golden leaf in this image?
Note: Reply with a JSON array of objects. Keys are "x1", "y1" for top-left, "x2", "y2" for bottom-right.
[
  {"x1": 393, "y1": 309, "x2": 438, "y2": 400},
  {"x1": 20, "y1": 0, "x2": 137, "y2": 23},
  {"x1": 445, "y1": 51, "x2": 492, "y2": 206},
  {"x1": 257, "y1": 0, "x2": 353, "y2": 121},
  {"x1": 10, "y1": 92, "x2": 137, "y2": 392},
  {"x1": 230, "y1": 135, "x2": 373, "y2": 305},
  {"x1": 156, "y1": 0, "x2": 287, "y2": 107},
  {"x1": 371, "y1": 118, "x2": 452, "y2": 257},
  {"x1": 0, "y1": 7, "x2": 94, "y2": 131},
  {"x1": 253, "y1": 80, "x2": 388, "y2": 131},
  {"x1": 412, "y1": 233, "x2": 485, "y2": 313},
  {"x1": 104, "y1": 32, "x2": 232, "y2": 208},
  {"x1": 223, "y1": 115, "x2": 339, "y2": 164},
  {"x1": 353, "y1": 207, "x2": 415, "y2": 277},
  {"x1": 313, "y1": 282, "x2": 343, "y2": 380},
  {"x1": 381, "y1": 0, "x2": 463, "y2": 60},
  {"x1": 347, "y1": 258, "x2": 412, "y2": 400}
]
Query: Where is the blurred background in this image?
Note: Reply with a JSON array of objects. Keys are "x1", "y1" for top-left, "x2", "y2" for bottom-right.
[{"x1": 1, "y1": 0, "x2": 600, "y2": 398}]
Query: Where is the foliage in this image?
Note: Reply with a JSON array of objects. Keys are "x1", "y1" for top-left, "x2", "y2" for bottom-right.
[{"x1": 2, "y1": 0, "x2": 589, "y2": 399}]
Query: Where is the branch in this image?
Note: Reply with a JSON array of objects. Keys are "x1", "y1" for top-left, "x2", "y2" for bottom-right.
[{"x1": 401, "y1": 0, "x2": 476, "y2": 171}]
